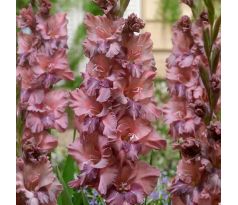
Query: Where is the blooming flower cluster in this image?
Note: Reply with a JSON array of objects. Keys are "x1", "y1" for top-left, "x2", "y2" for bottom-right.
[
  {"x1": 68, "y1": 1, "x2": 166, "y2": 204},
  {"x1": 16, "y1": 1, "x2": 74, "y2": 204},
  {"x1": 164, "y1": 1, "x2": 221, "y2": 205}
]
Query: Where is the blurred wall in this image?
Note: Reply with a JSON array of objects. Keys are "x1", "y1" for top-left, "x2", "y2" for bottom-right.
[{"x1": 141, "y1": 0, "x2": 192, "y2": 78}]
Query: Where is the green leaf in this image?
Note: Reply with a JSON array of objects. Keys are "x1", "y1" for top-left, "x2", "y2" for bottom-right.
[
  {"x1": 63, "y1": 156, "x2": 76, "y2": 186},
  {"x1": 71, "y1": 190, "x2": 90, "y2": 205},
  {"x1": 212, "y1": 15, "x2": 221, "y2": 44},
  {"x1": 199, "y1": 64, "x2": 210, "y2": 95},
  {"x1": 203, "y1": 28, "x2": 211, "y2": 60},
  {"x1": 81, "y1": 191, "x2": 90, "y2": 205},
  {"x1": 160, "y1": 0, "x2": 181, "y2": 24},
  {"x1": 56, "y1": 166, "x2": 74, "y2": 205},
  {"x1": 211, "y1": 47, "x2": 221, "y2": 74},
  {"x1": 63, "y1": 76, "x2": 83, "y2": 90},
  {"x1": 204, "y1": 0, "x2": 215, "y2": 25},
  {"x1": 83, "y1": 1, "x2": 103, "y2": 15},
  {"x1": 72, "y1": 191, "x2": 83, "y2": 205},
  {"x1": 118, "y1": 0, "x2": 130, "y2": 17}
]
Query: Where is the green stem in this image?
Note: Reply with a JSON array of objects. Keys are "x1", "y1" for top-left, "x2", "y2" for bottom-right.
[
  {"x1": 16, "y1": 134, "x2": 21, "y2": 157},
  {"x1": 72, "y1": 128, "x2": 76, "y2": 142},
  {"x1": 16, "y1": 116, "x2": 24, "y2": 157},
  {"x1": 117, "y1": 0, "x2": 130, "y2": 17},
  {"x1": 144, "y1": 151, "x2": 154, "y2": 205},
  {"x1": 149, "y1": 150, "x2": 154, "y2": 165}
]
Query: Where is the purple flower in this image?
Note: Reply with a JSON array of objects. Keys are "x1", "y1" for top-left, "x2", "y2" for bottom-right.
[
  {"x1": 150, "y1": 191, "x2": 160, "y2": 200},
  {"x1": 165, "y1": 3, "x2": 221, "y2": 205},
  {"x1": 68, "y1": 1, "x2": 166, "y2": 204},
  {"x1": 16, "y1": 1, "x2": 74, "y2": 202}
]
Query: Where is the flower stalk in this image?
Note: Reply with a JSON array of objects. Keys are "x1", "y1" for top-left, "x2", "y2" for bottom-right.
[
  {"x1": 16, "y1": 0, "x2": 74, "y2": 204},
  {"x1": 68, "y1": 0, "x2": 166, "y2": 204},
  {"x1": 164, "y1": 1, "x2": 221, "y2": 204}
]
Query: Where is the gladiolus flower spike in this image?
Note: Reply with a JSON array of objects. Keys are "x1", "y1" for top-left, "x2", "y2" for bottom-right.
[
  {"x1": 16, "y1": 1, "x2": 74, "y2": 204},
  {"x1": 68, "y1": 1, "x2": 166, "y2": 204},
  {"x1": 164, "y1": 1, "x2": 221, "y2": 205}
]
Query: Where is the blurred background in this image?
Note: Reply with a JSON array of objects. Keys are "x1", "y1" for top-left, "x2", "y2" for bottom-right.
[{"x1": 16, "y1": 1, "x2": 220, "y2": 204}]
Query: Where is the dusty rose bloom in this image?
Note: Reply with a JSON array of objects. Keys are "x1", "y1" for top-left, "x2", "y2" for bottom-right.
[
  {"x1": 164, "y1": 2, "x2": 221, "y2": 204},
  {"x1": 68, "y1": 0, "x2": 166, "y2": 203},
  {"x1": 68, "y1": 134, "x2": 118, "y2": 194},
  {"x1": 83, "y1": 13, "x2": 124, "y2": 58},
  {"x1": 16, "y1": 1, "x2": 73, "y2": 202},
  {"x1": 105, "y1": 161, "x2": 160, "y2": 205},
  {"x1": 22, "y1": 130, "x2": 58, "y2": 162},
  {"x1": 38, "y1": 0, "x2": 52, "y2": 16},
  {"x1": 93, "y1": 0, "x2": 119, "y2": 17},
  {"x1": 17, "y1": 0, "x2": 73, "y2": 142},
  {"x1": 16, "y1": 157, "x2": 62, "y2": 205},
  {"x1": 24, "y1": 90, "x2": 69, "y2": 133},
  {"x1": 17, "y1": 6, "x2": 36, "y2": 29}
]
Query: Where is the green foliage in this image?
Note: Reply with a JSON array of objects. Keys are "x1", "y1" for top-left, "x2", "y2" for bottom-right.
[
  {"x1": 56, "y1": 154, "x2": 88, "y2": 205},
  {"x1": 62, "y1": 76, "x2": 83, "y2": 90},
  {"x1": 51, "y1": 0, "x2": 81, "y2": 13},
  {"x1": 16, "y1": 0, "x2": 29, "y2": 14},
  {"x1": 159, "y1": 0, "x2": 181, "y2": 24},
  {"x1": 83, "y1": 0, "x2": 103, "y2": 15},
  {"x1": 57, "y1": 165, "x2": 74, "y2": 205}
]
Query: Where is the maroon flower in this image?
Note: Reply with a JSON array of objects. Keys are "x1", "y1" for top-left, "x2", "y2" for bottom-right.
[
  {"x1": 174, "y1": 138, "x2": 201, "y2": 159},
  {"x1": 106, "y1": 161, "x2": 160, "y2": 205},
  {"x1": 165, "y1": 3, "x2": 221, "y2": 205},
  {"x1": 25, "y1": 90, "x2": 69, "y2": 133},
  {"x1": 37, "y1": 13, "x2": 68, "y2": 41},
  {"x1": 93, "y1": 0, "x2": 118, "y2": 16},
  {"x1": 70, "y1": 88, "x2": 104, "y2": 118},
  {"x1": 123, "y1": 13, "x2": 145, "y2": 34},
  {"x1": 210, "y1": 74, "x2": 221, "y2": 92},
  {"x1": 17, "y1": 3, "x2": 74, "y2": 203},
  {"x1": 68, "y1": 135, "x2": 118, "y2": 194},
  {"x1": 208, "y1": 121, "x2": 221, "y2": 142},
  {"x1": 17, "y1": 6, "x2": 36, "y2": 29},
  {"x1": 164, "y1": 98, "x2": 202, "y2": 138},
  {"x1": 16, "y1": 157, "x2": 62, "y2": 205},
  {"x1": 69, "y1": 1, "x2": 166, "y2": 203},
  {"x1": 22, "y1": 130, "x2": 58, "y2": 162},
  {"x1": 83, "y1": 14, "x2": 124, "y2": 58},
  {"x1": 181, "y1": 0, "x2": 194, "y2": 7},
  {"x1": 34, "y1": 49, "x2": 74, "y2": 84},
  {"x1": 120, "y1": 33, "x2": 156, "y2": 77},
  {"x1": 39, "y1": 0, "x2": 52, "y2": 16}
]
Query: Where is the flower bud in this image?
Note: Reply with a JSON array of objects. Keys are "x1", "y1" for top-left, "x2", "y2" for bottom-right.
[
  {"x1": 123, "y1": 13, "x2": 145, "y2": 33},
  {"x1": 208, "y1": 122, "x2": 221, "y2": 142},
  {"x1": 181, "y1": 0, "x2": 194, "y2": 7},
  {"x1": 191, "y1": 100, "x2": 207, "y2": 118},
  {"x1": 177, "y1": 15, "x2": 191, "y2": 33},
  {"x1": 210, "y1": 74, "x2": 221, "y2": 92}
]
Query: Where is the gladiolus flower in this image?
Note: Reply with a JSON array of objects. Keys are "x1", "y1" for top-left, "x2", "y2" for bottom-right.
[
  {"x1": 16, "y1": 157, "x2": 62, "y2": 205},
  {"x1": 105, "y1": 161, "x2": 160, "y2": 205},
  {"x1": 68, "y1": 1, "x2": 166, "y2": 204},
  {"x1": 16, "y1": 1, "x2": 73, "y2": 203},
  {"x1": 164, "y1": 2, "x2": 221, "y2": 204}
]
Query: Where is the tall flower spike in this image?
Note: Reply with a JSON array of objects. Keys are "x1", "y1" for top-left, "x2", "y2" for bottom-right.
[
  {"x1": 68, "y1": 0, "x2": 166, "y2": 204},
  {"x1": 16, "y1": 157, "x2": 62, "y2": 205},
  {"x1": 16, "y1": 0, "x2": 74, "y2": 204},
  {"x1": 164, "y1": 1, "x2": 221, "y2": 204}
]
